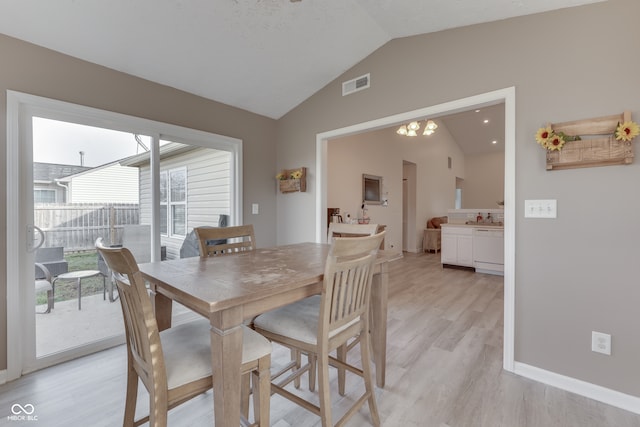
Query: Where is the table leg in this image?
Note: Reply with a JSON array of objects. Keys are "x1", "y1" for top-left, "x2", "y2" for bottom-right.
[
  {"x1": 210, "y1": 307, "x2": 243, "y2": 427},
  {"x1": 149, "y1": 284, "x2": 173, "y2": 331},
  {"x1": 370, "y1": 262, "x2": 388, "y2": 388},
  {"x1": 77, "y1": 278, "x2": 82, "y2": 310}
]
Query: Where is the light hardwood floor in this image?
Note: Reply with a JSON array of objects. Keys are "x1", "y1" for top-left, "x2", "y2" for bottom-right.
[{"x1": 2, "y1": 252, "x2": 639, "y2": 426}]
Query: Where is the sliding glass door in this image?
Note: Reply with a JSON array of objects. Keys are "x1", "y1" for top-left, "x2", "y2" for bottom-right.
[{"x1": 6, "y1": 91, "x2": 242, "y2": 377}]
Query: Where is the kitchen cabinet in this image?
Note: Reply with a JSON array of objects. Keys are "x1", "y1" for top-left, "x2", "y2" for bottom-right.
[{"x1": 441, "y1": 226, "x2": 473, "y2": 267}]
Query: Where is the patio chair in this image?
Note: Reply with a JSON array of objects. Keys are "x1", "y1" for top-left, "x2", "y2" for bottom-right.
[
  {"x1": 35, "y1": 246, "x2": 68, "y2": 279},
  {"x1": 35, "y1": 263, "x2": 54, "y2": 314}
]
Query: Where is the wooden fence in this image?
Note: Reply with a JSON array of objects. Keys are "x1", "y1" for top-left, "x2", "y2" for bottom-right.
[{"x1": 34, "y1": 203, "x2": 140, "y2": 251}]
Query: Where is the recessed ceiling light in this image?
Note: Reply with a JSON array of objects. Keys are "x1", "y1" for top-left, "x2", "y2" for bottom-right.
[
  {"x1": 475, "y1": 109, "x2": 481, "y2": 113},
  {"x1": 483, "y1": 119, "x2": 489, "y2": 124},
  {"x1": 492, "y1": 140, "x2": 498, "y2": 144}
]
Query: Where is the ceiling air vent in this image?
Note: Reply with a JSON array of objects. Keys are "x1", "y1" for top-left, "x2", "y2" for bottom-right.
[{"x1": 342, "y1": 73, "x2": 370, "y2": 96}]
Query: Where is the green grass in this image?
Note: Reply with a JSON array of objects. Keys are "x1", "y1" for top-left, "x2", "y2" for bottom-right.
[{"x1": 36, "y1": 251, "x2": 108, "y2": 305}]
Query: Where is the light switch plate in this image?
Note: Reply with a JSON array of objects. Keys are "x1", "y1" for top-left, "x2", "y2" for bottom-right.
[
  {"x1": 252, "y1": 203, "x2": 259, "y2": 215},
  {"x1": 524, "y1": 199, "x2": 557, "y2": 218}
]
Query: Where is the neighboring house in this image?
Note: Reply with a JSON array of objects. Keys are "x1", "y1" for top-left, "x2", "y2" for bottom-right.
[
  {"x1": 57, "y1": 161, "x2": 139, "y2": 204},
  {"x1": 121, "y1": 142, "x2": 231, "y2": 260},
  {"x1": 34, "y1": 161, "x2": 138, "y2": 204},
  {"x1": 33, "y1": 162, "x2": 91, "y2": 203}
]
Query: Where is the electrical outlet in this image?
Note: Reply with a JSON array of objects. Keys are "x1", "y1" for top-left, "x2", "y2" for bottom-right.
[{"x1": 591, "y1": 331, "x2": 611, "y2": 355}]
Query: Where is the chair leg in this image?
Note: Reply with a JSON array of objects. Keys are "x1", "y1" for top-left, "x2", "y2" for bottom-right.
[
  {"x1": 149, "y1": 383, "x2": 169, "y2": 427},
  {"x1": 123, "y1": 366, "x2": 138, "y2": 427},
  {"x1": 51, "y1": 279, "x2": 56, "y2": 309},
  {"x1": 241, "y1": 373, "x2": 250, "y2": 419},
  {"x1": 308, "y1": 353, "x2": 317, "y2": 391},
  {"x1": 317, "y1": 352, "x2": 333, "y2": 427},
  {"x1": 292, "y1": 349, "x2": 302, "y2": 389},
  {"x1": 252, "y1": 354, "x2": 271, "y2": 426},
  {"x1": 46, "y1": 289, "x2": 53, "y2": 314},
  {"x1": 337, "y1": 344, "x2": 347, "y2": 396},
  {"x1": 360, "y1": 328, "x2": 380, "y2": 427}
]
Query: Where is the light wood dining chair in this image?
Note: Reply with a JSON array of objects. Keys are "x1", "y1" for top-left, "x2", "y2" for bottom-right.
[
  {"x1": 95, "y1": 238, "x2": 271, "y2": 427},
  {"x1": 254, "y1": 232, "x2": 386, "y2": 427},
  {"x1": 326, "y1": 222, "x2": 379, "y2": 394},
  {"x1": 327, "y1": 222, "x2": 378, "y2": 242},
  {"x1": 194, "y1": 224, "x2": 256, "y2": 257}
]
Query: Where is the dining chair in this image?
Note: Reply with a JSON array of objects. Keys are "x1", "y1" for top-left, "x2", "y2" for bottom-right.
[
  {"x1": 326, "y1": 222, "x2": 379, "y2": 394},
  {"x1": 254, "y1": 231, "x2": 386, "y2": 427},
  {"x1": 95, "y1": 238, "x2": 272, "y2": 427},
  {"x1": 194, "y1": 224, "x2": 256, "y2": 257},
  {"x1": 327, "y1": 222, "x2": 378, "y2": 242}
]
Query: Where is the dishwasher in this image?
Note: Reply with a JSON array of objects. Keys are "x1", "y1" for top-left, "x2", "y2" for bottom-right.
[{"x1": 472, "y1": 228, "x2": 504, "y2": 275}]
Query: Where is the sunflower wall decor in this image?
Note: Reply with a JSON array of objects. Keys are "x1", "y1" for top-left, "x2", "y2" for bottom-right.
[
  {"x1": 276, "y1": 167, "x2": 307, "y2": 193},
  {"x1": 536, "y1": 111, "x2": 638, "y2": 171}
]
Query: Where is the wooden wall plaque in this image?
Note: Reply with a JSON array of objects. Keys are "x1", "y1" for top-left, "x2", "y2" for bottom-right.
[{"x1": 546, "y1": 111, "x2": 633, "y2": 171}]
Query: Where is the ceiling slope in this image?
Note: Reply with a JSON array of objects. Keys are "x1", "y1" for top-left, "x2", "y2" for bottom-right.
[{"x1": 0, "y1": 0, "x2": 604, "y2": 118}]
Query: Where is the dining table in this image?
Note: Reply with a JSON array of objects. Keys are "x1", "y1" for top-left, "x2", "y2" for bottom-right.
[{"x1": 138, "y1": 242, "x2": 402, "y2": 427}]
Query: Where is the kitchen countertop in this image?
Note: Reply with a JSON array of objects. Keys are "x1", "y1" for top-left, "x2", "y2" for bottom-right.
[{"x1": 441, "y1": 223, "x2": 504, "y2": 229}]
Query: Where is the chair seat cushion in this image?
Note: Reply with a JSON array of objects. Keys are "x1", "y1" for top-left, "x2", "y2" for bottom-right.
[
  {"x1": 254, "y1": 295, "x2": 359, "y2": 346},
  {"x1": 35, "y1": 280, "x2": 53, "y2": 293},
  {"x1": 161, "y1": 319, "x2": 271, "y2": 389}
]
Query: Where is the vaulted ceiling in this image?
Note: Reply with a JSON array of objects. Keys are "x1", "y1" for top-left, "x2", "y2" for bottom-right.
[{"x1": 0, "y1": 0, "x2": 603, "y2": 119}]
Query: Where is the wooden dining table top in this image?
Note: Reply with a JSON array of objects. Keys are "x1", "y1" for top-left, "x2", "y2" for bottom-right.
[{"x1": 138, "y1": 242, "x2": 402, "y2": 318}]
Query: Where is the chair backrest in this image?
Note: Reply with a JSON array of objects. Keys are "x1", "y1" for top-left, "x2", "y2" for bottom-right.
[
  {"x1": 319, "y1": 231, "x2": 385, "y2": 342},
  {"x1": 95, "y1": 237, "x2": 167, "y2": 392},
  {"x1": 327, "y1": 223, "x2": 378, "y2": 243},
  {"x1": 194, "y1": 224, "x2": 256, "y2": 257}
]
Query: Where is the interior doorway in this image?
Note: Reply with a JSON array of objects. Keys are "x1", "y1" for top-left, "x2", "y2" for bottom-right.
[
  {"x1": 316, "y1": 87, "x2": 516, "y2": 372},
  {"x1": 402, "y1": 161, "x2": 417, "y2": 252}
]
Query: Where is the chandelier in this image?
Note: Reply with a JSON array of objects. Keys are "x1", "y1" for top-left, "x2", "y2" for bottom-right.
[{"x1": 396, "y1": 120, "x2": 438, "y2": 137}]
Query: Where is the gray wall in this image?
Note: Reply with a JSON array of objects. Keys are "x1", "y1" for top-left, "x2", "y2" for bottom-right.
[
  {"x1": 276, "y1": 0, "x2": 640, "y2": 397},
  {"x1": 462, "y1": 152, "x2": 505, "y2": 209},
  {"x1": 0, "y1": 34, "x2": 278, "y2": 370}
]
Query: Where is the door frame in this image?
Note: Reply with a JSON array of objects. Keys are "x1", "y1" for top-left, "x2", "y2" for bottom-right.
[
  {"x1": 316, "y1": 87, "x2": 516, "y2": 372},
  {"x1": 6, "y1": 90, "x2": 243, "y2": 379}
]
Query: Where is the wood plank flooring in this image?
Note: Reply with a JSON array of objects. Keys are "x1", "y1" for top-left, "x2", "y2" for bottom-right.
[{"x1": 1, "y1": 252, "x2": 639, "y2": 426}]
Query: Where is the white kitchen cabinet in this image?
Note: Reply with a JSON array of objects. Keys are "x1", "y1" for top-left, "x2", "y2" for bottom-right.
[{"x1": 441, "y1": 226, "x2": 473, "y2": 267}]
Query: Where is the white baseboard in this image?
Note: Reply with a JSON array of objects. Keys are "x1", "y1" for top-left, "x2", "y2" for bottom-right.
[
  {"x1": 514, "y1": 362, "x2": 640, "y2": 415},
  {"x1": 0, "y1": 369, "x2": 7, "y2": 385}
]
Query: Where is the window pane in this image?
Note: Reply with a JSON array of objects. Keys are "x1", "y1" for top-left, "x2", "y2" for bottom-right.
[
  {"x1": 160, "y1": 172, "x2": 167, "y2": 203},
  {"x1": 34, "y1": 189, "x2": 56, "y2": 203},
  {"x1": 160, "y1": 205, "x2": 168, "y2": 235},
  {"x1": 170, "y1": 170, "x2": 186, "y2": 202},
  {"x1": 172, "y1": 205, "x2": 186, "y2": 236}
]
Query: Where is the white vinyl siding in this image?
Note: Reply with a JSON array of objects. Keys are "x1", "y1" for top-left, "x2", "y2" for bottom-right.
[
  {"x1": 68, "y1": 164, "x2": 139, "y2": 203},
  {"x1": 139, "y1": 147, "x2": 231, "y2": 259}
]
